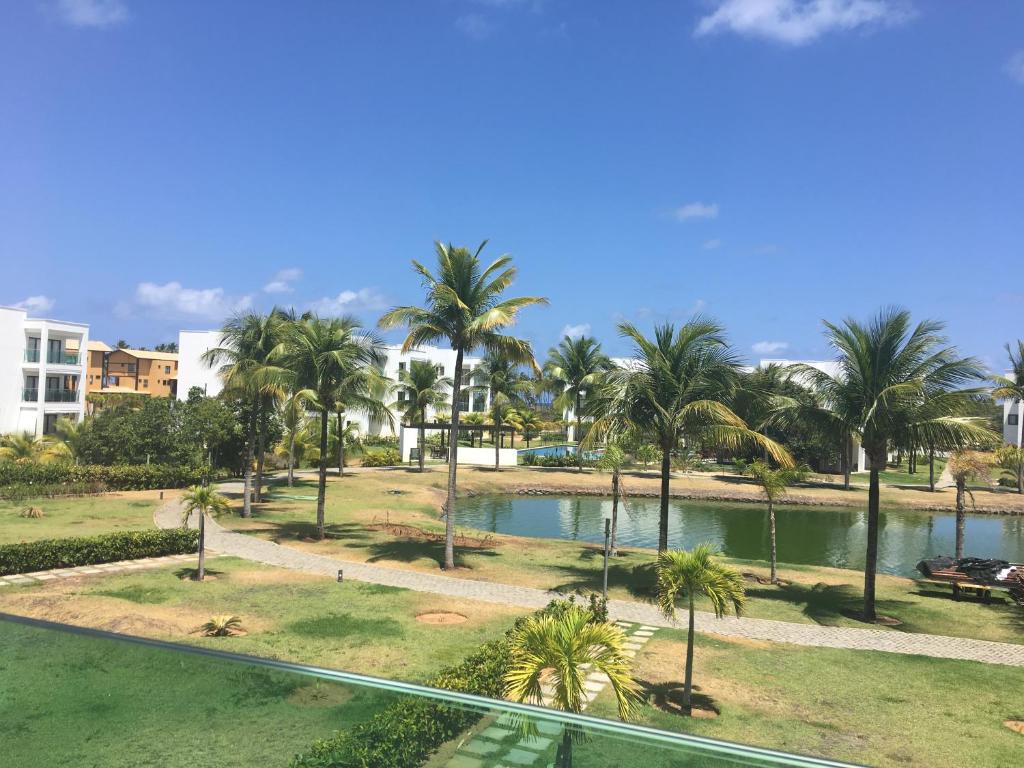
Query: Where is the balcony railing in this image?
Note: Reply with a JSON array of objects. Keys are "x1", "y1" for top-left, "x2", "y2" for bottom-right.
[
  {"x1": 0, "y1": 612, "x2": 853, "y2": 768},
  {"x1": 22, "y1": 387, "x2": 38, "y2": 402},
  {"x1": 44, "y1": 389, "x2": 79, "y2": 403},
  {"x1": 24, "y1": 348, "x2": 40, "y2": 363},
  {"x1": 47, "y1": 351, "x2": 80, "y2": 365}
]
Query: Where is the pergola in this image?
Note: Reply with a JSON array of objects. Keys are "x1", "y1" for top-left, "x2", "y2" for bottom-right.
[{"x1": 410, "y1": 421, "x2": 518, "y2": 454}]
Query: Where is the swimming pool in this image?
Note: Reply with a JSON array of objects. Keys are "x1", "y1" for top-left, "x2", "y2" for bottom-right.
[{"x1": 517, "y1": 444, "x2": 577, "y2": 458}]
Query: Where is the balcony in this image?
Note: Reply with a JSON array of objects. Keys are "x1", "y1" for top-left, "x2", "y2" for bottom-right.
[
  {"x1": 0, "y1": 613, "x2": 849, "y2": 768},
  {"x1": 24, "y1": 348, "x2": 40, "y2": 363},
  {"x1": 47, "y1": 351, "x2": 80, "y2": 365},
  {"x1": 44, "y1": 388, "x2": 79, "y2": 403},
  {"x1": 22, "y1": 387, "x2": 38, "y2": 402}
]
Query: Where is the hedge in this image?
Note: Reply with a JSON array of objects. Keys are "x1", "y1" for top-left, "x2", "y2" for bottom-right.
[
  {"x1": 0, "y1": 529, "x2": 199, "y2": 576},
  {"x1": 0, "y1": 462, "x2": 216, "y2": 491},
  {"x1": 361, "y1": 449, "x2": 402, "y2": 468}
]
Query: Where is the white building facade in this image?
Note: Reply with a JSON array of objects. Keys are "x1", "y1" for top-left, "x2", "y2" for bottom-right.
[
  {"x1": 0, "y1": 306, "x2": 88, "y2": 436},
  {"x1": 1000, "y1": 375, "x2": 1021, "y2": 447}
]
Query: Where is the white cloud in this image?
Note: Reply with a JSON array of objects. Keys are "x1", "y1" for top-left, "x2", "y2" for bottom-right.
[
  {"x1": 673, "y1": 202, "x2": 719, "y2": 221},
  {"x1": 561, "y1": 323, "x2": 591, "y2": 339},
  {"x1": 702, "y1": 238, "x2": 722, "y2": 250},
  {"x1": 455, "y1": 13, "x2": 493, "y2": 39},
  {"x1": 55, "y1": 0, "x2": 129, "y2": 28},
  {"x1": 12, "y1": 295, "x2": 56, "y2": 314},
  {"x1": 263, "y1": 267, "x2": 303, "y2": 294},
  {"x1": 134, "y1": 281, "x2": 252, "y2": 319},
  {"x1": 688, "y1": 298, "x2": 708, "y2": 315},
  {"x1": 695, "y1": 0, "x2": 912, "y2": 46},
  {"x1": 308, "y1": 288, "x2": 388, "y2": 316},
  {"x1": 1007, "y1": 50, "x2": 1024, "y2": 85},
  {"x1": 752, "y1": 340, "x2": 790, "y2": 354}
]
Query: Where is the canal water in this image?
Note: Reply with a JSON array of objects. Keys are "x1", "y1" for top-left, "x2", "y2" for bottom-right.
[{"x1": 456, "y1": 494, "x2": 1024, "y2": 577}]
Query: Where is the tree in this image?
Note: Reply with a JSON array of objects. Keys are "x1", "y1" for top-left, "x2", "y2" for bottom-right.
[
  {"x1": 995, "y1": 444, "x2": 1024, "y2": 495},
  {"x1": 504, "y1": 604, "x2": 638, "y2": 767},
  {"x1": 331, "y1": 366, "x2": 391, "y2": 477},
  {"x1": 154, "y1": 342, "x2": 179, "y2": 353},
  {"x1": 474, "y1": 351, "x2": 533, "y2": 470},
  {"x1": 543, "y1": 335, "x2": 611, "y2": 471},
  {"x1": 279, "y1": 392, "x2": 310, "y2": 486},
  {"x1": 516, "y1": 408, "x2": 543, "y2": 447},
  {"x1": 592, "y1": 320, "x2": 791, "y2": 553},
  {"x1": 747, "y1": 460, "x2": 804, "y2": 583},
  {"x1": 392, "y1": 359, "x2": 452, "y2": 472},
  {"x1": 0, "y1": 432, "x2": 65, "y2": 463},
  {"x1": 202, "y1": 312, "x2": 284, "y2": 517},
  {"x1": 596, "y1": 443, "x2": 627, "y2": 556},
  {"x1": 946, "y1": 451, "x2": 991, "y2": 560},
  {"x1": 52, "y1": 417, "x2": 90, "y2": 463},
  {"x1": 656, "y1": 545, "x2": 745, "y2": 715},
  {"x1": 380, "y1": 241, "x2": 547, "y2": 569},
  {"x1": 272, "y1": 315, "x2": 388, "y2": 539},
  {"x1": 790, "y1": 308, "x2": 991, "y2": 621},
  {"x1": 180, "y1": 485, "x2": 230, "y2": 581},
  {"x1": 992, "y1": 340, "x2": 1024, "y2": 449}
]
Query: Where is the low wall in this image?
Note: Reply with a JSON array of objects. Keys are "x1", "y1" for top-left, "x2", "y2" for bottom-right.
[{"x1": 456, "y1": 446, "x2": 518, "y2": 467}]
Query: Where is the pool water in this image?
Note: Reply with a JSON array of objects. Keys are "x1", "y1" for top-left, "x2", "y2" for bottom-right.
[
  {"x1": 455, "y1": 494, "x2": 1024, "y2": 577},
  {"x1": 517, "y1": 444, "x2": 577, "y2": 457}
]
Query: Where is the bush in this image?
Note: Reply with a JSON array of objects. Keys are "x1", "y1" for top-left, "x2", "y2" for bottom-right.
[
  {"x1": 0, "y1": 529, "x2": 199, "y2": 576},
  {"x1": 0, "y1": 462, "x2": 218, "y2": 491},
  {"x1": 0, "y1": 481, "x2": 107, "y2": 502},
  {"x1": 998, "y1": 476, "x2": 1019, "y2": 488},
  {"x1": 362, "y1": 435, "x2": 399, "y2": 448},
  {"x1": 519, "y1": 453, "x2": 596, "y2": 468},
  {"x1": 361, "y1": 449, "x2": 401, "y2": 467}
]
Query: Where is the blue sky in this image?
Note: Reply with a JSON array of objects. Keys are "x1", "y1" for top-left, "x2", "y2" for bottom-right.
[{"x1": 2, "y1": 1, "x2": 1022, "y2": 369}]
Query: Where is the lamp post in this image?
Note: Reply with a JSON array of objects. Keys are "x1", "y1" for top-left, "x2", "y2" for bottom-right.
[{"x1": 602, "y1": 516, "x2": 611, "y2": 600}]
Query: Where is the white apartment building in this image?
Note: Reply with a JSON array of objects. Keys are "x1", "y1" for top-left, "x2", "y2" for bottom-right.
[
  {"x1": 176, "y1": 329, "x2": 489, "y2": 436},
  {"x1": 0, "y1": 306, "x2": 89, "y2": 436},
  {"x1": 1000, "y1": 375, "x2": 1021, "y2": 447}
]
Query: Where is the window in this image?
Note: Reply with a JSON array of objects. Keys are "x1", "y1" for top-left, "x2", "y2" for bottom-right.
[
  {"x1": 127, "y1": 363, "x2": 137, "y2": 373},
  {"x1": 436, "y1": 365, "x2": 445, "y2": 376},
  {"x1": 1010, "y1": 414, "x2": 1020, "y2": 426},
  {"x1": 88, "y1": 375, "x2": 94, "y2": 384},
  {"x1": 398, "y1": 390, "x2": 406, "y2": 402},
  {"x1": 398, "y1": 361, "x2": 406, "y2": 372},
  {"x1": 43, "y1": 414, "x2": 59, "y2": 435},
  {"x1": 473, "y1": 392, "x2": 486, "y2": 412},
  {"x1": 165, "y1": 365, "x2": 171, "y2": 374},
  {"x1": 141, "y1": 379, "x2": 148, "y2": 388}
]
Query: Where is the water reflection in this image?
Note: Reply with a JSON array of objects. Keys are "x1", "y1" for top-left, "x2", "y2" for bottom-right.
[{"x1": 456, "y1": 495, "x2": 1024, "y2": 577}]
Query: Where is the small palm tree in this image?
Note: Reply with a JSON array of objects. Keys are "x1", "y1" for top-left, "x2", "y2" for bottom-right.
[
  {"x1": 380, "y1": 241, "x2": 547, "y2": 569},
  {"x1": 946, "y1": 451, "x2": 991, "y2": 559},
  {"x1": 53, "y1": 417, "x2": 89, "y2": 463},
  {"x1": 596, "y1": 443, "x2": 627, "y2": 556},
  {"x1": 747, "y1": 460, "x2": 803, "y2": 584},
  {"x1": 517, "y1": 408, "x2": 543, "y2": 447},
  {"x1": 504, "y1": 604, "x2": 639, "y2": 768},
  {"x1": 656, "y1": 544, "x2": 745, "y2": 715},
  {"x1": 392, "y1": 359, "x2": 452, "y2": 472},
  {"x1": 992, "y1": 340, "x2": 1024, "y2": 449},
  {"x1": 279, "y1": 391, "x2": 310, "y2": 487},
  {"x1": 181, "y1": 485, "x2": 230, "y2": 581},
  {"x1": 474, "y1": 351, "x2": 534, "y2": 471},
  {"x1": 543, "y1": 336, "x2": 611, "y2": 471},
  {"x1": 0, "y1": 432, "x2": 65, "y2": 463},
  {"x1": 996, "y1": 444, "x2": 1024, "y2": 494},
  {"x1": 201, "y1": 615, "x2": 243, "y2": 637}
]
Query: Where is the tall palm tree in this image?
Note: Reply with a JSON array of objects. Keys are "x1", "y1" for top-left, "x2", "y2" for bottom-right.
[
  {"x1": 392, "y1": 359, "x2": 452, "y2": 472},
  {"x1": 202, "y1": 311, "x2": 284, "y2": 517},
  {"x1": 380, "y1": 241, "x2": 547, "y2": 569},
  {"x1": 993, "y1": 340, "x2": 1024, "y2": 450},
  {"x1": 279, "y1": 391, "x2": 309, "y2": 487},
  {"x1": 592, "y1": 320, "x2": 791, "y2": 553},
  {"x1": 656, "y1": 545, "x2": 745, "y2": 716},
  {"x1": 747, "y1": 460, "x2": 802, "y2": 584},
  {"x1": 790, "y1": 308, "x2": 991, "y2": 621},
  {"x1": 474, "y1": 351, "x2": 533, "y2": 471},
  {"x1": 181, "y1": 485, "x2": 230, "y2": 581},
  {"x1": 504, "y1": 604, "x2": 639, "y2": 768},
  {"x1": 544, "y1": 336, "x2": 611, "y2": 471},
  {"x1": 270, "y1": 315, "x2": 388, "y2": 539},
  {"x1": 946, "y1": 451, "x2": 991, "y2": 560},
  {"x1": 516, "y1": 408, "x2": 543, "y2": 447}
]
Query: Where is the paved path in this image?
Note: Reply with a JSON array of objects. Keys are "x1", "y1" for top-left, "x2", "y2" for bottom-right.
[
  {"x1": 0, "y1": 553, "x2": 197, "y2": 587},
  {"x1": 155, "y1": 498, "x2": 1024, "y2": 668}
]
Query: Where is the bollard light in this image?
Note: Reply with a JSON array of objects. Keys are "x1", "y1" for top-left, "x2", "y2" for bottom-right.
[{"x1": 337, "y1": 569, "x2": 344, "y2": 583}]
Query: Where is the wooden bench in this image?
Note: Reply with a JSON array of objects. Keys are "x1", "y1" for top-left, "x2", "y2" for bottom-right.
[{"x1": 922, "y1": 579, "x2": 992, "y2": 603}]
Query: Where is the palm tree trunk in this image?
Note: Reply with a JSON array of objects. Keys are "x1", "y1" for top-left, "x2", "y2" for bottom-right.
[
  {"x1": 683, "y1": 593, "x2": 695, "y2": 715},
  {"x1": 610, "y1": 468, "x2": 620, "y2": 556},
  {"x1": 287, "y1": 429, "x2": 296, "y2": 487},
  {"x1": 241, "y1": 409, "x2": 257, "y2": 518},
  {"x1": 863, "y1": 449, "x2": 882, "y2": 622},
  {"x1": 768, "y1": 500, "x2": 778, "y2": 584},
  {"x1": 198, "y1": 511, "x2": 206, "y2": 581},
  {"x1": 575, "y1": 392, "x2": 583, "y2": 473},
  {"x1": 316, "y1": 410, "x2": 328, "y2": 540},
  {"x1": 443, "y1": 349, "x2": 464, "y2": 570},
  {"x1": 928, "y1": 444, "x2": 935, "y2": 492},
  {"x1": 843, "y1": 436, "x2": 851, "y2": 490},
  {"x1": 418, "y1": 406, "x2": 426, "y2": 473},
  {"x1": 556, "y1": 728, "x2": 573, "y2": 768},
  {"x1": 955, "y1": 480, "x2": 966, "y2": 560},
  {"x1": 494, "y1": 417, "x2": 501, "y2": 471},
  {"x1": 254, "y1": 424, "x2": 266, "y2": 503},
  {"x1": 658, "y1": 441, "x2": 671, "y2": 553},
  {"x1": 338, "y1": 412, "x2": 346, "y2": 477}
]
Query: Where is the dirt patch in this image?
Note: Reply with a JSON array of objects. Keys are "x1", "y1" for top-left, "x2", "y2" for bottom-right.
[
  {"x1": 367, "y1": 518, "x2": 498, "y2": 549},
  {"x1": 289, "y1": 682, "x2": 355, "y2": 708},
  {"x1": 1004, "y1": 720, "x2": 1024, "y2": 735},
  {"x1": 873, "y1": 615, "x2": 904, "y2": 627},
  {"x1": 416, "y1": 611, "x2": 467, "y2": 625},
  {"x1": 708, "y1": 634, "x2": 775, "y2": 650}
]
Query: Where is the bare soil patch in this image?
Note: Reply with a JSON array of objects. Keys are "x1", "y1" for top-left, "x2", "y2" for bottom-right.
[
  {"x1": 289, "y1": 682, "x2": 354, "y2": 708},
  {"x1": 1004, "y1": 720, "x2": 1024, "y2": 735},
  {"x1": 416, "y1": 611, "x2": 467, "y2": 625},
  {"x1": 367, "y1": 519, "x2": 497, "y2": 549}
]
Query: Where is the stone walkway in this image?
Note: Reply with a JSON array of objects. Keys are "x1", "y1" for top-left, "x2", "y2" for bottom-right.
[
  {"x1": 0, "y1": 553, "x2": 196, "y2": 587},
  {"x1": 154, "y1": 499, "x2": 1024, "y2": 668}
]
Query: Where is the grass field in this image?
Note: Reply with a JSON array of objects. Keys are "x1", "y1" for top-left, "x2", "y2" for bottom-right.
[
  {"x1": 875, "y1": 457, "x2": 948, "y2": 487},
  {"x1": 586, "y1": 630, "x2": 1024, "y2": 768},
  {"x1": 0, "y1": 494, "x2": 161, "y2": 544}
]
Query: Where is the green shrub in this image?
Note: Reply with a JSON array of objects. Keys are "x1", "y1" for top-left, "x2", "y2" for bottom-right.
[
  {"x1": 0, "y1": 529, "x2": 199, "y2": 576},
  {"x1": 361, "y1": 435, "x2": 399, "y2": 448},
  {"x1": 0, "y1": 481, "x2": 107, "y2": 501},
  {"x1": 519, "y1": 452, "x2": 596, "y2": 468},
  {"x1": 361, "y1": 449, "x2": 401, "y2": 468},
  {"x1": 997, "y1": 476, "x2": 1018, "y2": 488},
  {"x1": 0, "y1": 462, "x2": 219, "y2": 491}
]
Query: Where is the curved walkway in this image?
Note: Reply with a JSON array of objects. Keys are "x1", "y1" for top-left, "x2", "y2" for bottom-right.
[{"x1": 155, "y1": 498, "x2": 1024, "y2": 668}]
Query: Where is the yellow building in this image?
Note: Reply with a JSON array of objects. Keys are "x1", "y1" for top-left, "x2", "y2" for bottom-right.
[{"x1": 85, "y1": 342, "x2": 179, "y2": 398}]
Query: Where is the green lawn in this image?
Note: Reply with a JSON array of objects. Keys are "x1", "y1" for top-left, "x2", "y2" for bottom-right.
[
  {"x1": 875, "y1": 457, "x2": 947, "y2": 487},
  {"x1": 586, "y1": 630, "x2": 1024, "y2": 768},
  {"x1": 0, "y1": 496, "x2": 159, "y2": 544}
]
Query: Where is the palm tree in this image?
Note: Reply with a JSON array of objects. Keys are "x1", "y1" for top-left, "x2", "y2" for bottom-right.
[
  {"x1": 279, "y1": 391, "x2": 310, "y2": 487},
  {"x1": 202, "y1": 311, "x2": 284, "y2": 517},
  {"x1": 595, "y1": 443, "x2": 627, "y2": 556},
  {"x1": 996, "y1": 444, "x2": 1024, "y2": 494},
  {"x1": 516, "y1": 408, "x2": 543, "y2": 447},
  {"x1": 946, "y1": 451, "x2": 991, "y2": 559},
  {"x1": 790, "y1": 308, "x2": 991, "y2": 621},
  {"x1": 992, "y1": 341, "x2": 1024, "y2": 446},
  {"x1": 474, "y1": 351, "x2": 533, "y2": 471},
  {"x1": 656, "y1": 544, "x2": 745, "y2": 715},
  {"x1": 544, "y1": 336, "x2": 611, "y2": 471},
  {"x1": 392, "y1": 359, "x2": 452, "y2": 472},
  {"x1": 331, "y1": 364, "x2": 391, "y2": 478},
  {"x1": 747, "y1": 460, "x2": 803, "y2": 584},
  {"x1": 504, "y1": 604, "x2": 639, "y2": 768},
  {"x1": 271, "y1": 315, "x2": 388, "y2": 539},
  {"x1": 592, "y1": 320, "x2": 791, "y2": 553},
  {"x1": 181, "y1": 485, "x2": 230, "y2": 581},
  {"x1": 380, "y1": 241, "x2": 547, "y2": 569},
  {"x1": 53, "y1": 417, "x2": 89, "y2": 463},
  {"x1": 0, "y1": 432, "x2": 65, "y2": 463}
]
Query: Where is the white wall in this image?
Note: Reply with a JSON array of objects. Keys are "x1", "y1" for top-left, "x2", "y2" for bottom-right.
[
  {"x1": 176, "y1": 330, "x2": 226, "y2": 400},
  {"x1": 0, "y1": 307, "x2": 26, "y2": 434},
  {"x1": 451, "y1": 445, "x2": 518, "y2": 467},
  {"x1": 1004, "y1": 397, "x2": 1022, "y2": 447}
]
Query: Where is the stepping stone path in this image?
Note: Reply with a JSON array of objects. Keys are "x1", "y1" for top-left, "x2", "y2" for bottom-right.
[
  {"x1": 0, "y1": 554, "x2": 196, "y2": 588},
  {"x1": 444, "y1": 622, "x2": 654, "y2": 767}
]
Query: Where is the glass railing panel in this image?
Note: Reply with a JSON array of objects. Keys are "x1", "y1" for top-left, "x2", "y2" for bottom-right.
[
  {"x1": 45, "y1": 351, "x2": 80, "y2": 364},
  {"x1": 0, "y1": 613, "x2": 857, "y2": 768},
  {"x1": 43, "y1": 389, "x2": 78, "y2": 402},
  {"x1": 24, "y1": 348, "x2": 40, "y2": 362},
  {"x1": 21, "y1": 387, "x2": 38, "y2": 401}
]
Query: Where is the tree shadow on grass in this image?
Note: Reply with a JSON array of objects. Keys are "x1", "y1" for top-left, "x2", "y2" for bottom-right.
[
  {"x1": 253, "y1": 521, "x2": 371, "y2": 544},
  {"x1": 747, "y1": 581, "x2": 920, "y2": 627},
  {"x1": 173, "y1": 567, "x2": 226, "y2": 581},
  {"x1": 548, "y1": 551, "x2": 658, "y2": 600},
  {"x1": 639, "y1": 680, "x2": 719, "y2": 718},
  {"x1": 364, "y1": 538, "x2": 498, "y2": 569}
]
